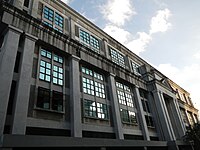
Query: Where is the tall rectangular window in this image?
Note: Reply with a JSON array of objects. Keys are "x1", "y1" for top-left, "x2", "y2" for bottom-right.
[
  {"x1": 131, "y1": 61, "x2": 141, "y2": 76},
  {"x1": 23, "y1": 0, "x2": 29, "y2": 7},
  {"x1": 53, "y1": 65, "x2": 63, "y2": 85},
  {"x1": 44, "y1": 6, "x2": 54, "y2": 22},
  {"x1": 97, "y1": 103, "x2": 108, "y2": 119},
  {"x1": 187, "y1": 112, "x2": 194, "y2": 125},
  {"x1": 110, "y1": 48, "x2": 125, "y2": 68},
  {"x1": 116, "y1": 82, "x2": 134, "y2": 107},
  {"x1": 180, "y1": 108, "x2": 189, "y2": 125},
  {"x1": 39, "y1": 60, "x2": 51, "y2": 82},
  {"x1": 82, "y1": 77, "x2": 95, "y2": 96},
  {"x1": 80, "y1": 29, "x2": 90, "y2": 44},
  {"x1": 55, "y1": 13, "x2": 64, "y2": 28},
  {"x1": 39, "y1": 48, "x2": 64, "y2": 86},
  {"x1": 52, "y1": 91, "x2": 63, "y2": 111},
  {"x1": 140, "y1": 90, "x2": 150, "y2": 113},
  {"x1": 82, "y1": 67, "x2": 106, "y2": 98},
  {"x1": 37, "y1": 87, "x2": 50, "y2": 109}
]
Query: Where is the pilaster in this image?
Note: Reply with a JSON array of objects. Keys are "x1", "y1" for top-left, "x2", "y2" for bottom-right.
[
  {"x1": 0, "y1": 26, "x2": 22, "y2": 135},
  {"x1": 152, "y1": 90, "x2": 176, "y2": 141},
  {"x1": 133, "y1": 85, "x2": 150, "y2": 140},
  {"x1": 69, "y1": 55, "x2": 82, "y2": 137},
  {"x1": 11, "y1": 33, "x2": 38, "y2": 134},
  {"x1": 108, "y1": 73, "x2": 124, "y2": 139}
]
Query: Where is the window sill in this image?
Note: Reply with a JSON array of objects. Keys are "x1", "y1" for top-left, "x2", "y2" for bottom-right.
[{"x1": 34, "y1": 107, "x2": 65, "y2": 114}]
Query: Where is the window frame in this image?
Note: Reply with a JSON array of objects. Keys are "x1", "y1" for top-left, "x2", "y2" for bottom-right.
[
  {"x1": 36, "y1": 87, "x2": 64, "y2": 112},
  {"x1": 42, "y1": 5, "x2": 64, "y2": 32},
  {"x1": 83, "y1": 99, "x2": 109, "y2": 120},
  {"x1": 79, "y1": 28, "x2": 101, "y2": 54},
  {"x1": 82, "y1": 66, "x2": 106, "y2": 99},
  {"x1": 116, "y1": 81, "x2": 134, "y2": 108},
  {"x1": 109, "y1": 47, "x2": 125, "y2": 68}
]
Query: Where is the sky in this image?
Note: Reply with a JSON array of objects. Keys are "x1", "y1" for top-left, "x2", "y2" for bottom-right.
[{"x1": 61, "y1": 0, "x2": 200, "y2": 112}]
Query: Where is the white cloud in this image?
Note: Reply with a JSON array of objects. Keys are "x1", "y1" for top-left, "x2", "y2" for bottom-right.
[
  {"x1": 126, "y1": 32, "x2": 152, "y2": 55},
  {"x1": 156, "y1": 63, "x2": 200, "y2": 110},
  {"x1": 102, "y1": 8, "x2": 172, "y2": 55},
  {"x1": 150, "y1": 8, "x2": 172, "y2": 34},
  {"x1": 103, "y1": 25, "x2": 151, "y2": 55},
  {"x1": 194, "y1": 50, "x2": 200, "y2": 59},
  {"x1": 100, "y1": 0, "x2": 136, "y2": 26},
  {"x1": 103, "y1": 24, "x2": 131, "y2": 44}
]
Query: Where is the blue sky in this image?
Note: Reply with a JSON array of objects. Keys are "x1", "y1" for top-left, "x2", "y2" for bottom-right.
[{"x1": 61, "y1": 0, "x2": 200, "y2": 111}]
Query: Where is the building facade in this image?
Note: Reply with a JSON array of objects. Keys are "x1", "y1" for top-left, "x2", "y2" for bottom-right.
[{"x1": 0, "y1": 0, "x2": 199, "y2": 149}]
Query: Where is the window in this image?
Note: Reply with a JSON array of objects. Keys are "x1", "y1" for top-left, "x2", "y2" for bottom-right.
[
  {"x1": 84, "y1": 99, "x2": 108, "y2": 119},
  {"x1": 90, "y1": 35, "x2": 100, "y2": 50},
  {"x1": 52, "y1": 91, "x2": 63, "y2": 111},
  {"x1": 131, "y1": 61, "x2": 141, "y2": 76},
  {"x1": 23, "y1": 0, "x2": 29, "y2": 7},
  {"x1": 37, "y1": 87, "x2": 63, "y2": 112},
  {"x1": 44, "y1": 6, "x2": 54, "y2": 22},
  {"x1": 37, "y1": 87, "x2": 50, "y2": 109},
  {"x1": 43, "y1": 6, "x2": 64, "y2": 32},
  {"x1": 145, "y1": 115, "x2": 154, "y2": 127},
  {"x1": 82, "y1": 77, "x2": 95, "y2": 95},
  {"x1": 187, "y1": 112, "x2": 194, "y2": 125},
  {"x1": 120, "y1": 109, "x2": 137, "y2": 124},
  {"x1": 110, "y1": 48, "x2": 125, "y2": 68},
  {"x1": 53, "y1": 65, "x2": 63, "y2": 85},
  {"x1": 41, "y1": 49, "x2": 52, "y2": 59},
  {"x1": 39, "y1": 60, "x2": 51, "y2": 82},
  {"x1": 140, "y1": 90, "x2": 150, "y2": 113},
  {"x1": 82, "y1": 67, "x2": 105, "y2": 98},
  {"x1": 54, "y1": 54, "x2": 63, "y2": 64},
  {"x1": 180, "y1": 108, "x2": 189, "y2": 125},
  {"x1": 116, "y1": 82, "x2": 134, "y2": 107},
  {"x1": 55, "y1": 13, "x2": 64, "y2": 28},
  {"x1": 39, "y1": 48, "x2": 64, "y2": 86},
  {"x1": 79, "y1": 29, "x2": 100, "y2": 53},
  {"x1": 44, "y1": 21, "x2": 53, "y2": 28},
  {"x1": 80, "y1": 29, "x2": 90, "y2": 45},
  {"x1": 175, "y1": 89, "x2": 181, "y2": 100}
]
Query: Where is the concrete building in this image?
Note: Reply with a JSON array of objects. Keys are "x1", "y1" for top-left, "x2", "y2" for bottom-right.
[{"x1": 0, "y1": 0, "x2": 199, "y2": 149}]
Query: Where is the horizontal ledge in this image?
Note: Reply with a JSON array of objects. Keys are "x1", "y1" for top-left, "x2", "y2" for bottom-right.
[{"x1": 1, "y1": 134, "x2": 170, "y2": 148}]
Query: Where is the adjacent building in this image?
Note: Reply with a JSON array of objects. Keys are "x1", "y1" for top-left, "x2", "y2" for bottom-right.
[{"x1": 0, "y1": 0, "x2": 199, "y2": 149}]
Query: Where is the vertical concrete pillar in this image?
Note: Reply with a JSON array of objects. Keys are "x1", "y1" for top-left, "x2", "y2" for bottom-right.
[
  {"x1": 11, "y1": 33, "x2": 38, "y2": 134},
  {"x1": 171, "y1": 98, "x2": 186, "y2": 138},
  {"x1": 152, "y1": 90, "x2": 175, "y2": 141},
  {"x1": 108, "y1": 73, "x2": 124, "y2": 139},
  {"x1": 133, "y1": 85, "x2": 150, "y2": 140},
  {"x1": 0, "y1": 26, "x2": 22, "y2": 135},
  {"x1": 69, "y1": 55, "x2": 82, "y2": 137}
]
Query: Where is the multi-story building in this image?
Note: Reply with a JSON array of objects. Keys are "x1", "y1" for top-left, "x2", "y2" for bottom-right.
[{"x1": 0, "y1": 0, "x2": 199, "y2": 149}]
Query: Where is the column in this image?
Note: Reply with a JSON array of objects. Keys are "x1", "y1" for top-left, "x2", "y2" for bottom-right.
[
  {"x1": 11, "y1": 33, "x2": 38, "y2": 134},
  {"x1": 69, "y1": 55, "x2": 82, "y2": 137},
  {"x1": 108, "y1": 73, "x2": 124, "y2": 139},
  {"x1": 152, "y1": 90, "x2": 175, "y2": 141},
  {"x1": 0, "y1": 26, "x2": 22, "y2": 135},
  {"x1": 171, "y1": 98, "x2": 186, "y2": 138},
  {"x1": 133, "y1": 85, "x2": 150, "y2": 140}
]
